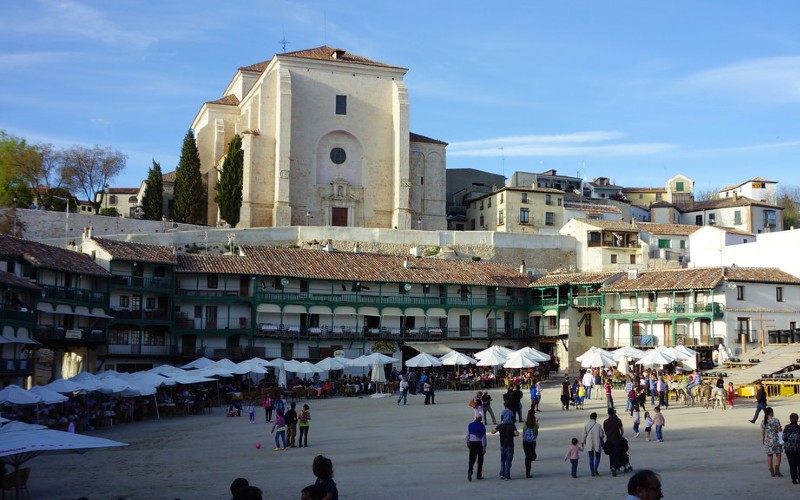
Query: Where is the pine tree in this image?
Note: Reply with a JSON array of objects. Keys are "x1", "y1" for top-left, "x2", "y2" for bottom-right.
[
  {"x1": 141, "y1": 159, "x2": 164, "y2": 220},
  {"x1": 214, "y1": 134, "x2": 244, "y2": 227},
  {"x1": 173, "y1": 129, "x2": 204, "y2": 224}
]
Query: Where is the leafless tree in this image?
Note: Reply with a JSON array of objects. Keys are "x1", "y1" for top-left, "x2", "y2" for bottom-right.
[{"x1": 60, "y1": 145, "x2": 127, "y2": 213}]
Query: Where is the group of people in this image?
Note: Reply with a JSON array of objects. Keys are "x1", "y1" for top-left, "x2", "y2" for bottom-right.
[
  {"x1": 229, "y1": 455, "x2": 338, "y2": 500},
  {"x1": 750, "y1": 381, "x2": 800, "y2": 482},
  {"x1": 395, "y1": 371, "x2": 437, "y2": 405},
  {"x1": 266, "y1": 398, "x2": 312, "y2": 451}
]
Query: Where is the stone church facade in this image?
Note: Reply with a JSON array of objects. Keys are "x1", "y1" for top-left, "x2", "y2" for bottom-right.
[{"x1": 191, "y1": 46, "x2": 447, "y2": 230}]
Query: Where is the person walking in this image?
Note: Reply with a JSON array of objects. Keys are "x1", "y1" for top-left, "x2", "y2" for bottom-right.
[
  {"x1": 750, "y1": 381, "x2": 768, "y2": 423},
  {"x1": 298, "y1": 404, "x2": 311, "y2": 447},
  {"x1": 761, "y1": 407, "x2": 784, "y2": 477},
  {"x1": 581, "y1": 412, "x2": 606, "y2": 477},
  {"x1": 632, "y1": 403, "x2": 641, "y2": 438},
  {"x1": 423, "y1": 378, "x2": 432, "y2": 405},
  {"x1": 594, "y1": 369, "x2": 603, "y2": 400},
  {"x1": 781, "y1": 412, "x2": 800, "y2": 484},
  {"x1": 564, "y1": 437, "x2": 584, "y2": 478},
  {"x1": 727, "y1": 382, "x2": 736, "y2": 409},
  {"x1": 263, "y1": 393, "x2": 274, "y2": 423},
  {"x1": 471, "y1": 391, "x2": 484, "y2": 419},
  {"x1": 397, "y1": 376, "x2": 409, "y2": 405},
  {"x1": 561, "y1": 375, "x2": 571, "y2": 411},
  {"x1": 247, "y1": 401, "x2": 256, "y2": 423},
  {"x1": 466, "y1": 414, "x2": 487, "y2": 481},
  {"x1": 271, "y1": 408, "x2": 287, "y2": 451},
  {"x1": 285, "y1": 402, "x2": 298, "y2": 448},
  {"x1": 582, "y1": 369, "x2": 595, "y2": 400},
  {"x1": 603, "y1": 408, "x2": 624, "y2": 476},
  {"x1": 652, "y1": 406, "x2": 665, "y2": 442},
  {"x1": 491, "y1": 413, "x2": 519, "y2": 480},
  {"x1": 521, "y1": 409, "x2": 539, "y2": 478},
  {"x1": 643, "y1": 411, "x2": 653, "y2": 441},
  {"x1": 657, "y1": 376, "x2": 668, "y2": 409},
  {"x1": 511, "y1": 384, "x2": 524, "y2": 422},
  {"x1": 533, "y1": 379, "x2": 543, "y2": 412},
  {"x1": 481, "y1": 391, "x2": 498, "y2": 425},
  {"x1": 605, "y1": 378, "x2": 614, "y2": 410}
]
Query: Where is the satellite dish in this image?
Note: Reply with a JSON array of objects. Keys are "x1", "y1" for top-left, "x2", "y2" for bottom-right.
[
  {"x1": 281, "y1": 278, "x2": 289, "y2": 286},
  {"x1": 403, "y1": 283, "x2": 412, "y2": 291}
]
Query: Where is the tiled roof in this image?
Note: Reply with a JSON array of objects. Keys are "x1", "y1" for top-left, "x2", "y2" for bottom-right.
[
  {"x1": 91, "y1": 238, "x2": 177, "y2": 265},
  {"x1": 162, "y1": 171, "x2": 176, "y2": 183},
  {"x1": 532, "y1": 271, "x2": 623, "y2": 287},
  {"x1": 622, "y1": 187, "x2": 666, "y2": 193},
  {"x1": 0, "y1": 270, "x2": 39, "y2": 290},
  {"x1": 107, "y1": 188, "x2": 139, "y2": 195},
  {"x1": 177, "y1": 247, "x2": 533, "y2": 287},
  {"x1": 602, "y1": 266, "x2": 800, "y2": 293},
  {"x1": 564, "y1": 202, "x2": 622, "y2": 214},
  {"x1": 635, "y1": 222, "x2": 701, "y2": 236},
  {"x1": 410, "y1": 132, "x2": 448, "y2": 145},
  {"x1": 687, "y1": 196, "x2": 781, "y2": 211},
  {"x1": 239, "y1": 45, "x2": 406, "y2": 73},
  {"x1": 0, "y1": 235, "x2": 109, "y2": 276},
  {"x1": 571, "y1": 218, "x2": 637, "y2": 231},
  {"x1": 721, "y1": 177, "x2": 776, "y2": 192},
  {"x1": 206, "y1": 94, "x2": 240, "y2": 106}
]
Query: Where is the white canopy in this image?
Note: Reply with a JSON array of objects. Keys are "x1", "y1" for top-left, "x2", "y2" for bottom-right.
[
  {"x1": 636, "y1": 347, "x2": 677, "y2": 367},
  {"x1": 577, "y1": 347, "x2": 616, "y2": 368},
  {"x1": 405, "y1": 352, "x2": 444, "y2": 368},
  {"x1": 475, "y1": 350, "x2": 508, "y2": 367},
  {"x1": 612, "y1": 346, "x2": 646, "y2": 361},
  {"x1": 503, "y1": 351, "x2": 540, "y2": 369},
  {"x1": 474, "y1": 345, "x2": 514, "y2": 360},
  {"x1": 285, "y1": 361, "x2": 324, "y2": 375},
  {"x1": 231, "y1": 359, "x2": 271, "y2": 375},
  {"x1": 0, "y1": 385, "x2": 42, "y2": 405},
  {"x1": 44, "y1": 379, "x2": 86, "y2": 394},
  {"x1": 28, "y1": 386, "x2": 68, "y2": 404},
  {"x1": 513, "y1": 347, "x2": 550, "y2": 362},
  {"x1": 315, "y1": 357, "x2": 350, "y2": 371},
  {"x1": 364, "y1": 353, "x2": 400, "y2": 364},
  {"x1": 438, "y1": 351, "x2": 477, "y2": 366},
  {"x1": 181, "y1": 357, "x2": 215, "y2": 369}
]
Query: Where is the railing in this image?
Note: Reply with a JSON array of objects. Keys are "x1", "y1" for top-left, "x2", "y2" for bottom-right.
[
  {"x1": 40, "y1": 284, "x2": 106, "y2": 304},
  {"x1": 0, "y1": 308, "x2": 36, "y2": 323},
  {"x1": 605, "y1": 302, "x2": 723, "y2": 317},
  {"x1": 106, "y1": 344, "x2": 171, "y2": 356},
  {"x1": 572, "y1": 295, "x2": 602, "y2": 308},
  {"x1": 174, "y1": 318, "x2": 251, "y2": 331},
  {"x1": 254, "y1": 291, "x2": 528, "y2": 308},
  {"x1": 0, "y1": 358, "x2": 33, "y2": 375},
  {"x1": 110, "y1": 275, "x2": 172, "y2": 289},
  {"x1": 253, "y1": 324, "x2": 529, "y2": 341},
  {"x1": 111, "y1": 309, "x2": 170, "y2": 321},
  {"x1": 33, "y1": 326, "x2": 106, "y2": 342},
  {"x1": 175, "y1": 289, "x2": 246, "y2": 298},
  {"x1": 530, "y1": 298, "x2": 568, "y2": 307}
]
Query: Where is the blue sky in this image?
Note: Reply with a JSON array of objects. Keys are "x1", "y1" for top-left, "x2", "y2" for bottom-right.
[{"x1": 2, "y1": 1, "x2": 799, "y2": 195}]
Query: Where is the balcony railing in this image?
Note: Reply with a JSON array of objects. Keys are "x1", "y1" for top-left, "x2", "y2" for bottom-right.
[
  {"x1": 572, "y1": 295, "x2": 602, "y2": 308},
  {"x1": 252, "y1": 324, "x2": 529, "y2": 341},
  {"x1": 253, "y1": 291, "x2": 528, "y2": 308},
  {"x1": 530, "y1": 298, "x2": 568, "y2": 308},
  {"x1": 106, "y1": 344, "x2": 171, "y2": 356},
  {"x1": 33, "y1": 326, "x2": 106, "y2": 343},
  {"x1": 175, "y1": 289, "x2": 246, "y2": 298},
  {"x1": 605, "y1": 302, "x2": 723, "y2": 317},
  {"x1": 0, "y1": 308, "x2": 36, "y2": 323},
  {"x1": 0, "y1": 358, "x2": 33, "y2": 375},
  {"x1": 110, "y1": 276, "x2": 172, "y2": 289},
  {"x1": 40, "y1": 284, "x2": 106, "y2": 305},
  {"x1": 111, "y1": 309, "x2": 170, "y2": 321}
]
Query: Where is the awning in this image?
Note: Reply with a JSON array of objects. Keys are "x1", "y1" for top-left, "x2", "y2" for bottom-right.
[
  {"x1": 36, "y1": 302, "x2": 55, "y2": 313},
  {"x1": 55, "y1": 304, "x2": 73, "y2": 314},
  {"x1": 334, "y1": 306, "x2": 356, "y2": 315},
  {"x1": 308, "y1": 305, "x2": 332, "y2": 315},
  {"x1": 528, "y1": 311, "x2": 543, "y2": 317},
  {"x1": 358, "y1": 307, "x2": 380, "y2": 317},
  {"x1": 256, "y1": 304, "x2": 281, "y2": 314},
  {"x1": 1, "y1": 335, "x2": 38, "y2": 345},
  {"x1": 404, "y1": 307, "x2": 425, "y2": 317},
  {"x1": 282, "y1": 305, "x2": 306, "y2": 315},
  {"x1": 405, "y1": 342, "x2": 454, "y2": 356},
  {"x1": 543, "y1": 309, "x2": 559, "y2": 317},
  {"x1": 91, "y1": 308, "x2": 114, "y2": 319},
  {"x1": 425, "y1": 308, "x2": 447, "y2": 318},
  {"x1": 381, "y1": 307, "x2": 403, "y2": 317}
]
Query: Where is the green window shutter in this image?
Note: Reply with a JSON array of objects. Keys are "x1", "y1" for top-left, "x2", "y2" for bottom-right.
[{"x1": 658, "y1": 239, "x2": 671, "y2": 249}]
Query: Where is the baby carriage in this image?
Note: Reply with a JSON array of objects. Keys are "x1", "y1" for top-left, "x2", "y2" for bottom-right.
[{"x1": 617, "y1": 437, "x2": 633, "y2": 474}]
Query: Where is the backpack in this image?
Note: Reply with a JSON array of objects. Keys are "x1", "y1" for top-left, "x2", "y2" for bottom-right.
[{"x1": 523, "y1": 426, "x2": 538, "y2": 442}]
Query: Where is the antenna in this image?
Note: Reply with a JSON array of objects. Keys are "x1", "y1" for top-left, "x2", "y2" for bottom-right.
[{"x1": 280, "y1": 26, "x2": 290, "y2": 53}]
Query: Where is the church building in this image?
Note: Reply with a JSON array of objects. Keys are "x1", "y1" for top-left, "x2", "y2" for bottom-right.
[{"x1": 191, "y1": 46, "x2": 447, "y2": 229}]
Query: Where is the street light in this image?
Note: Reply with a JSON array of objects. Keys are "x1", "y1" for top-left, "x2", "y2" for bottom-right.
[
  {"x1": 52, "y1": 195, "x2": 70, "y2": 247},
  {"x1": 417, "y1": 217, "x2": 422, "y2": 230},
  {"x1": 306, "y1": 211, "x2": 312, "y2": 226}
]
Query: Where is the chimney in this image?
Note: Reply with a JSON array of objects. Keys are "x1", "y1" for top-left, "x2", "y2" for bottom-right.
[
  {"x1": 403, "y1": 257, "x2": 412, "y2": 269},
  {"x1": 520, "y1": 260, "x2": 526, "y2": 274},
  {"x1": 353, "y1": 242, "x2": 360, "y2": 254},
  {"x1": 323, "y1": 240, "x2": 334, "y2": 252}
]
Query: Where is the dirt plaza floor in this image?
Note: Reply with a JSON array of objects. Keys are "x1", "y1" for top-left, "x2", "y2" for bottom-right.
[{"x1": 25, "y1": 381, "x2": 800, "y2": 499}]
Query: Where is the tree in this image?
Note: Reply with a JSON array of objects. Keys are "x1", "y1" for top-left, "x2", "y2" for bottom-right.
[
  {"x1": 695, "y1": 186, "x2": 721, "y2": 201},
  {"x1": 778, "y1": 184, "x2": 800, "y2": 230},
  {"x1": 141, "y1": 160, "x2": 164, "y2": 220},
  {"x1": 173, "y1": 129, "x2": 204, "y2": 224},
  {"x1": 0, "y1": 131, "x2": 38, "y2": 206},
  {"x1": 60, "y1": 145, "x2": 126, "y2": 213},
  {"x1": 214, "y1": 135, "x2": 244, "y2": 227}
]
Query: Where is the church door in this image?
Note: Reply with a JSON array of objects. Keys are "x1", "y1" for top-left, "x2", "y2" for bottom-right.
[{"x1": 332, "y1": 207, "x2": 348, "y2": 226}]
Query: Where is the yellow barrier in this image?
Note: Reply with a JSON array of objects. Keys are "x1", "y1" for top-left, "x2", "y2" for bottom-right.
[{"x1": 737, "y1": 386, "x2": 755, "y2": 397}]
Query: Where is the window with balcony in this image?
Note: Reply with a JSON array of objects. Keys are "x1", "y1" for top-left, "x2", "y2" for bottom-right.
[
  {"x1": 519, "y1": 208, "x2": 529, "y2": 224},
  {"x1": 119, "y1": 296, "x2": 130, "y2": 308},
  {"x1": 132, "y1": 295, "x2": 141, "y2": 310},
  {"x1": 548, "y1": 316, "x2": 557, "y2": 329},
  {"x1": 300, "y1": 280, "x2": 309, "y2": 293}
]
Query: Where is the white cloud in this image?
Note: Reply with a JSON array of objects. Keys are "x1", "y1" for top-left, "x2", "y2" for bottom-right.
[
  {"x1": 681, "y1": 56, "x2": 800, "y2": 104},
  {"x1": 0, "y1": 51, "x2": 79, "y2": 69},
  {"x1": 448, "y1": 131, "x2": 676, "y2": 157},
  {"x1": 90, "y1": 118, "x2": 112, "y2": 129}
]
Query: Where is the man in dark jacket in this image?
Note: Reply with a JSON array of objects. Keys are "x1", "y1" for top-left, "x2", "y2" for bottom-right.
[
  {"x1": 603, "y1": 408, "x2": 625, "y2": 476},
  {"x1": 285, "y1": 402, "x2": 298, "y2": 447},
  {"x1": 749, "y1": 381, "x2": 768, "y2": 424}
]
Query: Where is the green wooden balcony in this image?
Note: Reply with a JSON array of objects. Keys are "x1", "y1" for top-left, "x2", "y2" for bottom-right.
[
  {"x1": 39, "y1": 284, "x2": 106, "y2": 305},
  {"x1": 253, "y1": 291, "x2": 529, "y2": 309}
]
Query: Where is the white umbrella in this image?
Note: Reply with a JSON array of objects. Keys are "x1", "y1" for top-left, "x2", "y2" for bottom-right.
[
  {"x1": 148, "y1": 365, "x2": 187, "y2": 377},
  {"x1": 370, "y1": 359, "x2": 386, "y2": 388},
  {"x1": 213, "y1": 358, "x2": 239, "y2": 370},
  {"x1": 503, "y1": 351, "x2": 540, "y2": 369},
  {"x1": 405, "y1": 352, "x2": 444, "y2": 368},
  {"x1": 0, "y1": 420, "x2": 127, "y2": 490},
  {"x1": 474, "y1": 345, "x2": 514, "y2": 360},
  {"x1": 231, "y1": 359, "x2": 270, "y2": 375},
  {"x1": 476, "y1": 350, "x2": 508, "y2": 367},
  {"x1": 250, "y1": 357, "x2": 275, "y2": 368},
  {"x1": 513, "y1": 347, "x2": 550, "y2": 362},
  {"x1": 578, "y1": 349, "x2": 616, "y2": 368},
  {"x1": 195, "y1": 366, "x2": 235, "y2": 378},
  {"x1": 28, "y1": 386, "x2": 68, "y2": 404},
  {"x1": 0, "y1": 385, "x2": 42, "y2": 405},
  {"x1": 636, "y1": 348, "x2": 677, "y2": 367},
  {"x1": 611, "y1": 346, "x2": 646, "y2": 362},
  {"x1": 122, "y1": 371, "x2": 173, "y2": 388},
  {"x1": 285, "y1": 361, "x2": 324, "y2": 376},
  {"x1": 575, "y1": 346, "x2": 614, "y2": 362},
  {"x1": 167, "y1": 373, "x2": 216, "y2": 385},
  {"x1": 181, "y1": 357, "x2": 215, "y2": 369},
  {"x1": 364, "y1": 352, "x2": 400, "y2": 364},
  {"x1": 717, "y1": 343, "x2": 732, "y2": 364},
  {"x1": 346, "y1": 355, "x2": 373, "y2": 368},
  {"x1": 315, "y1": 357, "x2": 350, "y2": 371},
  {"x1": 43, "y1": 379, "x2": 86, "y2": 394},
  {"x1": 439, "y1": 351, "x2": 477, "y2": 366},
  {"x1": 269, "y1": 358, "x2": 290, "y2": 367}
]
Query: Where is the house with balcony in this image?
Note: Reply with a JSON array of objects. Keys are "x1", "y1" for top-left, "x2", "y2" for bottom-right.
[
  {"x1": 529, "y1": 271, "x2": 624, "y2": 373},
  {"x1": 507, "y1": 169, "x2": 582, "y2": 193},
  {"x1": 0, "y1": 270, "x2": 39, "y2": 386},
  {"x1": 559, "y1": 218, "x2": 649, "y2": 272},
  {"x1": 80, "y1": 235, "x2": 177, "y2": 372},
  {"x1": 600, "y1": 266, "x2": 800, "y2": 359},
  {"x1": 172, "y1": 245, "x2": 535, "y2": 362},
  {"x1": 0, "y1": 234, "x2": 111, "y2": 383},
  {"x1": 465, "y1": 186, "x2": 565, "y2": 233}
]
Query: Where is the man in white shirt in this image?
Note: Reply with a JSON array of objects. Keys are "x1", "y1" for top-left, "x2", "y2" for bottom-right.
[{"x1": 582, "y1": 369, "x2": 595, "y2": 400}]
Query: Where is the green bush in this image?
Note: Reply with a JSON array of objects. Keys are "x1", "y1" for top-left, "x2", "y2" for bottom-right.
[
  {"x1": 424, "y1": 246, "x2": 440, "y2": 257},
  {"x1": 99, "y1": 208, "x2": 119, "y2": 217}
]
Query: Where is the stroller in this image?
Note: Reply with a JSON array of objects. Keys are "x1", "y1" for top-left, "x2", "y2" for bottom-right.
[{"x1": 605, "y1": 437, "x2": 633, "y2": 476}]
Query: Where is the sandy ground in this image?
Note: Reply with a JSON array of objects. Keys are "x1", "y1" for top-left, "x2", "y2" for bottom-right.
[{"x1": 23, "y1": 381, "x2": 800, "y2": 500}]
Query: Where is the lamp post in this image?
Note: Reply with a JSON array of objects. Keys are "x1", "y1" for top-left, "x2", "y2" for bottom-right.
[
  {"x1": 306, "y1": 211, "x2": 311, "y2": 226},
  {"x1": 417, "y1": 217, "x2": 422, "y2": 231}
]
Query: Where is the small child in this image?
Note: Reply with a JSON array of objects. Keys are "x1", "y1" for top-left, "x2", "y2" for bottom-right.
[
  {"x1": 643, "y1": 411, "x2": 653, "y2": 441},
  {"x1": 632, "y1": 403, "x2": 641, "y2": 437},
  {"x1": 577, "y1": 383, "x2": 586, "y2": 408},
  {"x1": 727, "y1": 382, "x2": 735, "y2": 408},
  {"x1": 653, "y1": 406, "x2": 665, "y2": 442},
  {"x1": 564, "y1": 437, "x2": 583, "y2": 478},
  {"x1": 247, "y1": 401, "x2": 256, "y2": 423}
]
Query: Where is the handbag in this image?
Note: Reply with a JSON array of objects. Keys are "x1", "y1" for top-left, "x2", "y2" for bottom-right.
[{"x1": 469, "y1": 399, "x2": 478, "y2": 408}]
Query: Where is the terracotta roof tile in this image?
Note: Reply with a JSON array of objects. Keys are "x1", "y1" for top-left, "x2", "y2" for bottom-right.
[
  {"x1": 177, "y1": 247, "x2": 533, "y2": 287},
  {"x1": 622, "y1": 187, "x2": 666, "y2": 193},
  {"x1": 602, "y1": 266, "x2": 800, "y2": 293},
  {"x1": 206, "y1": 94, "x2": 240, "y2": 106},
  {"x1": 0, "y1": 235, "x2": 109, "y2": 276},
  {"x1": 635, "y1": 222, "x2": 701, "y2": 236},
  {"x1": 687, "y1": 196, "x2": 781, "y2": 211},
  {"x1": 410, "y1": 132, "x2": 448, "y2": 145},
  {"x1": 107, "y1": 188, "x2": 139, "y2": 195},
  {"x1": 725, "y1": 267, "x2": 800, "y2": 284},
  {"x1": 721, "y1": 177, "x2": 776, "y2": 192},
  {"x1": 239, "y1": 45, "x2": 406, "y2": 73},
  {"x1": 571, "y1": 218, "x2": 637, "y2": 231},
  {"x1": 162, "y1": 171, "x2": 176, "y2": 183},
  {"x1": 91, "y1": 238, "x2": 177, "y2": 265},
  {"x1": 0, "y1": 270, "x2": 39, "y2": 290},
  {"x1": 532, "y1": 271, "x2": 623, "y2": 287}
]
